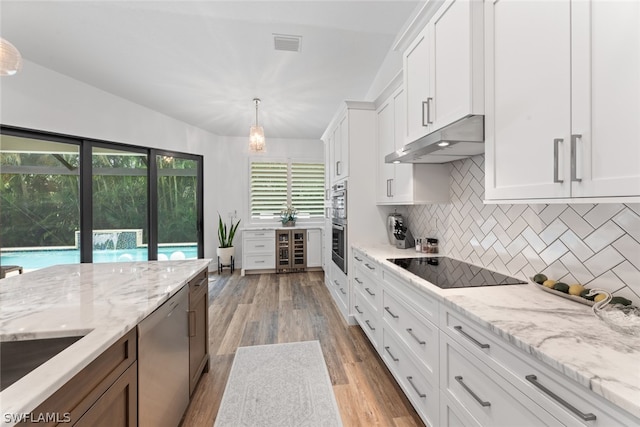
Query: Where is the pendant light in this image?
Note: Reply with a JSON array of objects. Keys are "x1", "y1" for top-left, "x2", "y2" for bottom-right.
[
  {"x1": 249, "y1": 98, "x2": 265, "y2": 152},
  {"x1": 0, "y1": 38, "x2": 23, "y2": 76}
]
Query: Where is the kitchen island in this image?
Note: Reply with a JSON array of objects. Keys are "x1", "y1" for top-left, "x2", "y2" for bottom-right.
[
  {"x1": 352, "y1": 244, "x2": 640, "y2": 425},
  {"x1": 0, "y1": 259, "x2": 211, "y2": 427}
]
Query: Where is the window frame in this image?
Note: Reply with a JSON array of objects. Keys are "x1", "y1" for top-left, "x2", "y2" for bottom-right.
[{"x1": 248, "y1": 156, "x2": 325, "y2": 225}]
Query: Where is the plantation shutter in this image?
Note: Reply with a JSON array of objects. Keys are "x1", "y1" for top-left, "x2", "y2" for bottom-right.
[
  {"x1": 291, "y1": 163, "x2": 325, "y2": 218},
  {"x1": 250, "y1": 162, "x2": 288, "y2": 219}
]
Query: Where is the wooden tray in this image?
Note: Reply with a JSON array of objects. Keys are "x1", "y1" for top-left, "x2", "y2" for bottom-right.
[{"x1": 530, "y1": 278, "x2": 594, "y2": 307}]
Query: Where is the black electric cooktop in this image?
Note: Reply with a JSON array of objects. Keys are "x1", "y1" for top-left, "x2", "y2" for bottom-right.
[{"x1": 387, "y1": 256, "x2": 527, "y2": 289}]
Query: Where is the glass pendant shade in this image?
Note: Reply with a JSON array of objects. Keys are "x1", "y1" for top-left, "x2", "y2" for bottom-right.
[
  {"x1": 0, "y1": 38, "x2": 23, "y2": 76},
  {"x1": 249, "y1": 125, "x2": 265, "y2": 152},
  {"x1": 249, "y1": 98, "x2": 265, "y2": 152}
]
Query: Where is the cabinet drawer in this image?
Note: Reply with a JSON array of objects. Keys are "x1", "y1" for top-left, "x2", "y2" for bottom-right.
[
  {"x1": 382, "y1": 288, "x2": 438, "y2": 376},
  {"x1": 441, "y1": 334, "x2": 561, "y2": 427},
  {"x1": 244, "y1": 254, "x2": 275, "y2": 269},
  {"x1": 353, "y1": 265, "x2": 380, "y2": 312},
  {"x1": 353, "y1": 250, "x2": 378, "y2": 278},
  {"x1": 443, "y1": 308, "x2": 634, "y2": 426},
  {"x1": 188, "y1": 270, "x2": 208, "y2": 304},
  {"x1": 382, "y1": 266, "x2": 439, "y2": 324},
  {"x1": 331, "y1": 267, "x2": 349, "y2": 309},
  {"x1": 353, "y1": 291, "x2": 380, "y2": 349},
  {"x1": 382, "y1": 328, "x2": 439, "y2": 427},
  {"x1": 244, "y1": 238, "x2": 275, "y2": 254},
  {"x1": 243, "y1": 230, "x2": 273, "y2": 239}
]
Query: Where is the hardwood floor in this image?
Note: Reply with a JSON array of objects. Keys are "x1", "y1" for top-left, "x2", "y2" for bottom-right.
[{"x1": 180, "y1": 271, "x2": 424, "y2": 427}]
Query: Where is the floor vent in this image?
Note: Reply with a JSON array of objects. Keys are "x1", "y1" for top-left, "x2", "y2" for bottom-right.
[{"x1": 273, "y1": 34, "x2": 302, "y2": 52}]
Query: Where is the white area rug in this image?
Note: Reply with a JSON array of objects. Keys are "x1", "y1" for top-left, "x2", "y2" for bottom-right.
[{"x1": 214, "y1": 341, "x2": 343, "y2": 427}]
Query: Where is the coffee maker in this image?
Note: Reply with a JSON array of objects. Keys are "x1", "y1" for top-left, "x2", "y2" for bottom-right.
[{"x1": 387, "y1": 213, "x2": 415, "y2": 249}]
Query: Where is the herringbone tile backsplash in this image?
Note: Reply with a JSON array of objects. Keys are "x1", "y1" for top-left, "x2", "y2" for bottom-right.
[{"x1": 408, "y1": 155, "x2": 640, "y2": 305}]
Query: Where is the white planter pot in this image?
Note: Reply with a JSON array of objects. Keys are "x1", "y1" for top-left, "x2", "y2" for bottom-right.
[{"x1": 217, "y1": 246, "x2": 235, "y2": 265}]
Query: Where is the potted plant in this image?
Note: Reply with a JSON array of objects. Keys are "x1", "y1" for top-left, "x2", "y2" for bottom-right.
[
  {"x1": 280, "y1": 204, "x2": 298, "y2": 226},
  {"x1": 217, "y1": 214, "x2": 241, "y2": 265}
]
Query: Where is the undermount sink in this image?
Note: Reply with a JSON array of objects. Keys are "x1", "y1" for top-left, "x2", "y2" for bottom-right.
[{"x1": 0, "y1": 335, "x2": 85, "y2": 391}]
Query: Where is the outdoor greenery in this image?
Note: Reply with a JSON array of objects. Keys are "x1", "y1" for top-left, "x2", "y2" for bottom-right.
[{"x1": 1, "y1": 151, "x2": 198, "y2": 248}]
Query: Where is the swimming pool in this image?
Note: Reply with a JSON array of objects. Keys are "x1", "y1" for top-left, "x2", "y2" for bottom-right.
[{"x1": 1, "y1": 245, "x2": 198, "y2": 271}]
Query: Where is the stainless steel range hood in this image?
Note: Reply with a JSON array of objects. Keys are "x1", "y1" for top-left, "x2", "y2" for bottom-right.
[{"x1": 385, "y1": 115, "x2": 484, "y2": 164}]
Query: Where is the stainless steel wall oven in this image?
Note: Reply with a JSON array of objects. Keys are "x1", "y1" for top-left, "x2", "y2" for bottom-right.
[{"x1": 331, "y1": 182, "x2": 347, "y2": 274}]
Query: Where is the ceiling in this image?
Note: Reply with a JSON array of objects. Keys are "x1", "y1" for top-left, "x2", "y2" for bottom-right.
[{"x1": 1, "y1": 1, "x2": 421, "y2": 140}]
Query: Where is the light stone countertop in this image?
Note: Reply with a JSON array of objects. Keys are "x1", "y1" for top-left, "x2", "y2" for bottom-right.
[
  {"x1": 353, "y1": 243, "x2": 640, "y2": 420},
  {"x1": 0, "y1": 259, "x2": 211, "y2": 427},
  {"x1": 241, "y1": 224, "x2": 324, "y2": 231}
]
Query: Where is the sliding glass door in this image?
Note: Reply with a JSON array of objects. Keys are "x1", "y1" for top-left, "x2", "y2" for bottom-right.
[
  {"x1": 91, "y1": 145, "x2": 148, "y2": 263},
  {"x1": 0, "y1": 126, "x2": 203, "y2": 272},
  {"x1": 0, "y1": 133, "x2": 81, "y2": 271},
  {"x1": 155, "y1": 153, "x2": 200, "y2": 261}
]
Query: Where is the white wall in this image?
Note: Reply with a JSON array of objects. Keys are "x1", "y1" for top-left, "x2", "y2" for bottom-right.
[
  {"x1": 214, "y1": 135, "x2": 323, "y2": 265},
  {"x1": 1, "y1": 60, "x2": 221, "y2": 259}
]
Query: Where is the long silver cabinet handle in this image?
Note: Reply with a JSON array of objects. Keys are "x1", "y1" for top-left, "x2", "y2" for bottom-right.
[
  {"x1": 553, "y1": 138, "x2": 564, "y2": 183},
  {"x1": 406, "y1": 328, "x2": 425, "y2": 345},
  {"x1": 384, "y1": 306, "x2": 399, "y2": 319},
  {"x1": 455, "y1": 376, "x2": 491, "y2": 407},
  {"x1": 365, "y1": 263, "x2": 375, "y2": 271},
  {"x1": 354, "y1": 305, "x2": 363, "y2": 314},
  {"x1": 354, "y1": 256, "x2": 362, "y2": 262},
  {"x1": 365, "y1": 287, "x2": 375, "y2": 296},
  {"x1": 384, "y1": 346, "x2": 399, "y2": 362},
  {"x1": 422, "y1": 101, "x2": 429, "y2": 127},
  {"x1": 339, "y1": 288, "x2": 347, "y2": 295},
  {"x1": 333, "y1": 280, "x2": 340, "y2": 287},
  {"x1": 454, "y1": 326, "x2": 490, "y2": 349},
  {"x1": 570, "y1": 134, "x2": 582, "y2": 182},
  {"x1": 525, "y1": 375, "x2": 596, "y2": 421},
  {"x1": 407, "y1": 376, "x2": 426, "y2": 398},
  {"x1": 354, "y1": 277, "x2": 363, "y2": 284},
  {"x1": 365, "y1": 320, "x2": 375, "y2": 331},
  {"x1": 426, "y1": 97, "x2": 434, "y2": 124}
]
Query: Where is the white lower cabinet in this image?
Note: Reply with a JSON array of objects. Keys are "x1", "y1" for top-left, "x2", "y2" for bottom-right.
[
  {"x1": 441, "y1": 334, "x2": 561, "y2": 426},
  {"x1": 351, "y1": 248, "x2": 639, "y2": 427}
]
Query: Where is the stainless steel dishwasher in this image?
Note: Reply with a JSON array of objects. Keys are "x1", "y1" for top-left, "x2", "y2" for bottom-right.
[{"x1": 138, "y1": 285, "x2": 189, "y2": 427}]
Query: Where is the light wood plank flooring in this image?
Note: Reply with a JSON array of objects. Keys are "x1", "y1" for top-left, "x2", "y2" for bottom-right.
[{"x1": 180, "y1": 271, "x2": 424, "y2": 427}]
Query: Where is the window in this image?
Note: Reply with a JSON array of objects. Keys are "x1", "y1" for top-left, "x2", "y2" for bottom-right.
[{"x1": 250, "y1": 160, "x2": 325, "y2": 220}]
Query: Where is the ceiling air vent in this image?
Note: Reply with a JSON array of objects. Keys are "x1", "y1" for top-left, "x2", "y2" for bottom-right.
[{"x1": 273, "y1": 34, "x2": 302, "y2": 52}]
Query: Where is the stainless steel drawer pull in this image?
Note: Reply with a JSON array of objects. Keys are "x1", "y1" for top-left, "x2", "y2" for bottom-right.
[
  {"x1": 255, "y1": 260, "x2": 265, "y2": 264},
  {"x1": 354, "y1": 277, "x2": 363, "y2": 284},
  {"x1": 454, "y1": 326, "x2": 490, "y2": 349},
  {"x1": 354, "y1": 256, "x2": 363, "y2": 262},
  {"x1": 333, "y1": 280, "x2": 340, "y2": 286},
  {"x1": 365, "y1": 263, "x2": 375, "y2": 270},
  {"x1": 340, "y1": 288, "x2": 347, "y2": 295},
  {"x1": 455, "y1": 376, "x2": 490, "y2": 407},
  {"x1": 406, "y1": 328, "x2": 425, "y2": 345},
  {"x1": 384, "y1": 346, "x2": 399, "y2": 362},
  {"x1": 355, "y1": 305, "x2": 363, "y2": 314},
  {"x1": 365, "y1": 287, "x2": 375, "y2": 296},
  {"x1": 570, "y1": 134, "x2": 582, "y2": 182},
  {"x1": 365, "y1": 320, "x2": 375, "y2": 331},
  {"x1": 384, "y1": 306, "x2": 399, "y2": 319},
  {"x1": 407, "y1": 376, "x2": 426, "y2": 398},
  {"x1": 255, "y1": 244, "x2": 265, "y2": 248},
  {"x1": 525, "y1": 375, "x2": 596, "y2": 421}
]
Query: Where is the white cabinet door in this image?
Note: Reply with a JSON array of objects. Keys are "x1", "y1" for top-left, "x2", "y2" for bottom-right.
[
  {"x1": 571, "y1": 0, "x2": 640, "y2": 198},
  {"x1": 430, "y1": 0, "x2": 483, "y2": 131},
  {"x1": 376, "y1": 96, "x2": 395, "y2": 203},
  {"x1": 485, "y1": 0, "x2": 572, "y2": 200},
  {"x1": 338, "y1": 115, "x2": 349, "y2": 179},
  {"x1": 306, "y1": 229, "x2": 322, "y2": 268},
  {"x1": 331, "y1": 126, "x2": 341, "y2": 183},
  {"x1": 404, "y1": 27, "x2": 432, "y2": 144},
  {"x1": 392, "y1": 88, "x2": 416, "y2": 202}
]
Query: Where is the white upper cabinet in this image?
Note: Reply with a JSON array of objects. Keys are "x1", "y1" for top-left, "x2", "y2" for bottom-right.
[
  {"x1": 485, "y1": 0, "x2": 640, "y2": 202},
  {"x1": 376, "y1": 83, "x2": 450, "y2": 205},
  {"x1": 430, "y1": 0, "x2": 484, "y2": 131},
  {"x1": 401, "y1": 0, "x2": 484, "y2": 145},
  {"x1": 328, "y1": 113, "x2": 349, "y2": 184},
  {"x1": 404, "y1": 27, "x2": 432, "y2": 143}
]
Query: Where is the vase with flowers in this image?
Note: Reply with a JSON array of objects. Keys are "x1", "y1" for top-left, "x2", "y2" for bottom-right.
[{"x1": 280, "y1": 204, "x2": 298, "y2": 227}]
